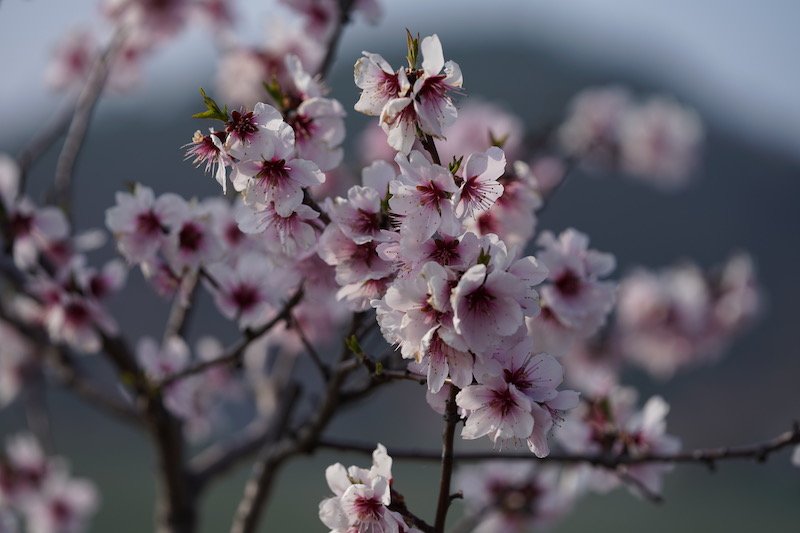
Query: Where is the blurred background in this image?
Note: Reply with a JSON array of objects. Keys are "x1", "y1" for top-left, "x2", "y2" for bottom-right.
[{"x1": 1, "y1": 0, "x2": 799, "y2": 531}]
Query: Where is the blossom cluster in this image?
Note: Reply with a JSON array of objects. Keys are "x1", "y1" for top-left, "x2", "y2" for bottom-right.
[
  {"x1": 1, "y1": 8, "x2": 775, "y2": 532},
  {"x1": 0, "y1": 434, "x2": 98, "y2": 533},
  {"x1": 558, "y1": 86, "x2": 704, "y2": 189},
  {"x1": 319, "y1": 445, "x2": 422, "y2": 533},
  {"x1": 0, "y1": 155, "x2": 125, "y2": 355}
]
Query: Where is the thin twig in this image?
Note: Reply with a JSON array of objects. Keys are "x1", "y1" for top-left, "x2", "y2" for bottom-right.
[
  {"x1": 290, "y1": 313, "x2": 330, "y2": 379},
  {"x1": 316, "y1": 0, "x2": 357, "y2": 78},
  {"x1": 229, "y1": 316, "x2": 364, "y2": 533},
  {"x1": 421, "y1": 134, "x2": 442, "y2": 166},
  {"x1": 16, "y1": 100, "x2": 76, "y2": 192},
  {"x1": 434, "y1": 386, "x2": 460, "y2": 533},
  {"x1": 317, "y1": 422, "x2": 800, "y2": 469},
  {"x1": 0, "y1": 302, "x2": 141, "y2": 426},
  {"x1": 162, "y1": 270, "x2": 199, "y2": 343},
  {"x1": 388, "y1": 488, "x2": 435, "y2": 533},
  {"x1": 157, "y1": 286, "x2": 304, "y2": 388},
  {"x1": 617, "y1": 471, "x2": 664, "y2": 504},
  {"x1": 51, "y1": 28, "x2": 126, "y2": 215},
  {"x1": 190, "y1": 383, "x2": 301, "y2": 488}
]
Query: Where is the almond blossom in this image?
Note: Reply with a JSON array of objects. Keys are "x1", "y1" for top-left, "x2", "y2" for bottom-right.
[
  {"x1": 205, "y1": 252, "x2": 277, "y2": 328},
  {"x1": 356, "y1": 34, "x2": 462, "y2": 153},
  {"x1": 105, "y1": 185, "x2": 184, "y2": 264},
  {"x1": 536, "y1": 228, "x2": 616, "y2": 336},
  {"x1": 318, "y1": 445, "x2": 417, "y2": 533},
  {"x1": 389, "y1": 151, "x2": 459, "y2": 242},
  {"x1": 456, "y1": 462, "x2": 577, "y2": 533}
]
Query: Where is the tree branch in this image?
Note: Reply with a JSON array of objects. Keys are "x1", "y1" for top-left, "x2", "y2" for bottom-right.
[
  {"x1": 16, "y1": 100, "x2": 75, "y2": 192},
  {"x1": 162, "y1": 270, "x2": 199, "y2": 343},
  {"x1": 190, "y1": 383, "x2": 301, "y2": 488},
  {"x1": 316, "y1": 0, "x2": 357, "y2": 78},
  {"x1": 229, "y1": 316, "x2": 366, "y2": 533},
  {"x1": 434, "y1": 386, "x2": 459, "y2": 533},
  {"x1": 157, "y1": 286, "x2": 304, "y2": 388},
  {"x1": 317, "y1": 422, "x2": 800, "y2": 470},
  {"x1": 51, "y1": 28, "x2": 126, "y2": 215},
  {"x1": 388, "y1": 488, "x2": 435, "y2": 533}
]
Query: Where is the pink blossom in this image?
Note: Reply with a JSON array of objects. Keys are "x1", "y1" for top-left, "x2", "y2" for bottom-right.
[
  {"x1": 105, "y1": 185, "x2": 184, "y2": 264},
  {"x1": 468, "y1": 161, "x2": 542, "y2": 249},
  {"x1": 354, "y1": 53, "x2": 409, "y2": 117},
  {"x1": 558, "y1": 86, "x2": 631, "y2": 163},
  {"x1": 409, "y1": 34, "x2": 463, "y2": 138},
  {"x1": 454, "y1": 146, "x2": 506, "y2": 219},
  {"x1": 437, "y1": 99, "x2": 525, "y2": 163},
  {"x1": 44, "y1": 293, "x2": 118, "y2": 354},
  {"x1": 325, "y1": 161, "x2": 393, "y2": 245},
  {"x1": 456, "y1": 462, "x2": 577, "y2": 533},
  {"x1": 5, "y1": 200, "x2": 69, "y2": 270},
  {"x1": 230, "y1": 127, "x2": 324, "y2": 217},
  {"x1": 537, "y1": 228, "x2": 616, "y2": 335},
  {"x1": 24, "y1": 472, "x2": 99, "y2": 533},
  {"x1": 104, "y1": 0, "x2": 191, "y2": 43},
  {"x1": 0, "y1": 321, "x2": 33, "y2": 408},
  {"x1": 163, "y1": 202, "x2": 223, "y2": 272},
  {"x1": 0, "y1": 434, "x2": 51, "y2": 506},
  {"x1": 619, "y1": 97, "x2": 703, "y2": 188},
  {"x1": 44, "y1": 29, "x2": 96, "y2": 91},
  {"x1": 205, "y1": 252, "x2": 277, "y2": 328},
  {"x1": 318, "y1": 225, "x2": 394, "y2": 287},
  {"x1": 451, "y1": 261, "x2": 540, "y2": 356},
  {"x1": 456, "y1": 376, "x2": 534, "y2": 445},
  {"x1": 389, "y1": 151, "x2": 459, "y2": 242},
  {"x1": 184, "y1": 129, "x2": 230, "y2": 193},
  {"x1": 319, "y1": 445, "x2": 408, "y2": 533},
  {"x1": 237, "y1": 202, "x2": 320, "y2": 257}
]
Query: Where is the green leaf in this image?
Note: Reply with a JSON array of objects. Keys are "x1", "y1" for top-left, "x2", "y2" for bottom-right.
[
  {"x1": 406, "y1": 29, "x2": 420, "y2": 69},
  {"x1": 448, "y1": 155, "x2": 464, "y2": 175},
  {"x1": 192, "y1": 87, "x2": 229, "y2": 122},
  {"x1": 345, "y1": 334, "x2": 363, "y2": 357}
]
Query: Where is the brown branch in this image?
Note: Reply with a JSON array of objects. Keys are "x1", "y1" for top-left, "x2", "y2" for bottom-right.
[
  {"x1": 388, "y1": 488, "x2": 435, "y2": 533},
  {"x1": 162, "y1": 270, "x2": 199, "y2": 343},
  {"x1": 51, "y1": 28, "x2": 126, "y2": 215},
  {"x1": 617, "y1": 471, "x2": 664, "y2": 504},
  {"x1": 421, "y1": 134, "x2": 442, "y2": 166},
  {"x1": 290, "y1": 313, "x2": 330, "y2": 379},
  {"x1": 190, "y1": 383, "x2": 301, "y2": 488},
  {"x1": 229, "y1": 316, "x2": 366, "y2": 533},
  {"x1": 157, "y1": 286, "x2": 304, "y2": 388},
  {"x1": 0, "y1": 302, "x2": 142, "y2": 426},
  {"x1": 434, "y1": 386, "x2": 460, "y2": 532},
  {"x1": 317, "y1": 422, "x2": 800, "y2": 470},
  {"x1": 16, "y1": 100, "x2": 75, "y2": 191},
  {"x1": 316, "y1": 0, "x2": 357, "y2": 78}
]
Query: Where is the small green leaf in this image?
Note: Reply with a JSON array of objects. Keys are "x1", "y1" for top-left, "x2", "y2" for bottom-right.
[
  {"x1": 345, "y1": 334, "x2": 363, "y2": 357},
  {"x1": 406, "y1": 29, "x2": 420, "y2": 70},
  {"x1": 192, "y1": 87, "x2": 229, "y2": 122},
  {"x1": 448, "y1": 155, "x2": 464, "y2": 175},
  {"x1": 374, "y1": 361, "x2": 384, "y2": 376}
]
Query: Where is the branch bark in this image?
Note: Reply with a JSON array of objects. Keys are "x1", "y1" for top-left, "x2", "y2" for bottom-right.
[
  {"x1": 434, "y1": 386, "x2": 459, "y2": 533},
  {"x1": 317, "y1": 422, "x2": 800, "y2": 470},
  {"x1": 157, "y1": 286, "x2": 304, "y2": 388},
  {"x1": 51, "y1": 28, "x2": 126, "y2": 215}
]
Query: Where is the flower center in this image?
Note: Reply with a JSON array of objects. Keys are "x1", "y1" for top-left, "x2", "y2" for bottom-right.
[
  {"x1": 136, "y1": 210, "x2": 163, "y2": 236},
  {"x1": 554, "y1": 269, "x2": 581, "y2": 297},
  {"x1": 178, "y1": 223, "x2": 204, "y2": 252}
]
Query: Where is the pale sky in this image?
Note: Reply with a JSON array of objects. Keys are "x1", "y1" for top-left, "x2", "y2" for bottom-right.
[{"x1": 1, "y1": 0, "x2": 798, "y2": 157}]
